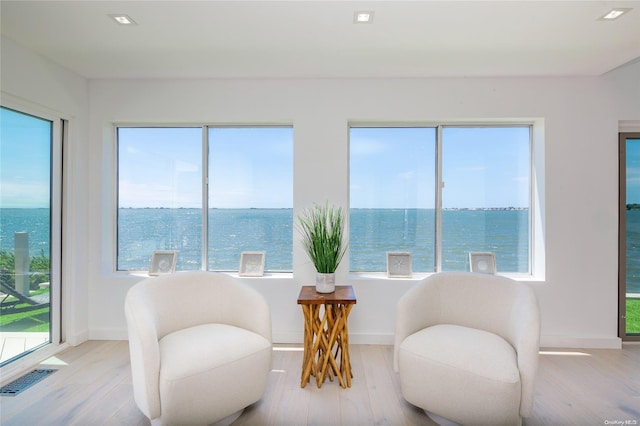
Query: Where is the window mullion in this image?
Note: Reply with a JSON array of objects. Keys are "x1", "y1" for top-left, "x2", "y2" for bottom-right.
[
  {"x1": 528, "y1": 125, "x2": 534, "y2": 276},
  {"x1": 435, "y1": 125, "x2": 443, "y2": 272},
  {"x1": 201, "y1": 126, "x2": 209, "y2": 271}
]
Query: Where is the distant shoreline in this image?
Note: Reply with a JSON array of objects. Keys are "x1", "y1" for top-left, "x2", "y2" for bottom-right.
[
  {"x1": 3, "y1": 205, "x2": 638, "y2": 211},
  {"x1": 113, "y1": 206, "x2": 529, "y2": 211},
  {"x1": 0, "y1": 206, "x2": 523, "y2": 212}
]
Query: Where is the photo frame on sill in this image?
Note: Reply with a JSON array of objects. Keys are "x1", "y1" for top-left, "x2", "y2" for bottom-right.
[
  {"x1": 387, "y1": 252, "x2": 412, "y2": 278},
  {"x1": 149, "y1": 250, "x2": 178, "y2": 276},
  {"x1": 239, "y1": 251, "x2": 266, "y2": 277},
  {"x1": 469, "y1": 252, "x2": 497, "y2": 274}
]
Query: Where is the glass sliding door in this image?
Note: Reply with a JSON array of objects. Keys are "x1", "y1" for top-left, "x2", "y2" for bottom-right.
[
  {"x1": 620, "y1": 132, "x2": 640, "y2": 340},
  {"x1": 0, "y1": 106, "x2": 59, "y2": 365}
]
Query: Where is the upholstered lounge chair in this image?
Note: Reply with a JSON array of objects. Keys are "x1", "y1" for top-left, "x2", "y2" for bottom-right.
[
  {"x1": 125, "y1": 271, "x2": 272, "y2": 426},
  {"x1": 394, "y1": 272, "x2": 540, "y2": 426}
]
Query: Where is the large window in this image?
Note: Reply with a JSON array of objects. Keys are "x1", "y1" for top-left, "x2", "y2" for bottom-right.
[
  {"x1": 350, "y1": 127, "x2": 437, "y2": 272},
  {"x1": 117, "y1": 127, "x2": 202, "y2": 271},
  {"x1": 349, "y1": 125, "x2": 531, "y2": 274},
  {"x1": 207, "y1": 127, "x2": 293, "y2": 271},
  {"x1": 117, "y1": 126, "x2": 293, "y2": 272},
  {"x1": 441, "y1": 126, "x2": 530, "y2": 272}
]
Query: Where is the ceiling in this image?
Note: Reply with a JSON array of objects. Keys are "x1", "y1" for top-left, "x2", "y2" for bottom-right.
[{"x1": 2, "y1": 1, "x2": 640, "y2": 80}]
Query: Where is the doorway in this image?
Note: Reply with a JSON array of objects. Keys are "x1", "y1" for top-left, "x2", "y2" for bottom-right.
[
  {"x1": 0, "y1": 106, "x2": 62, "y2": 364},
  {"x1": 619, "y1": 132, "x2": 640, "y2": 341}
]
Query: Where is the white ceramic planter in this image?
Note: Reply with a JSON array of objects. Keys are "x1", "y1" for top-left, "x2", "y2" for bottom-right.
[{"x1": 315, "y1": 272, "x2": 336, "y2": 293}]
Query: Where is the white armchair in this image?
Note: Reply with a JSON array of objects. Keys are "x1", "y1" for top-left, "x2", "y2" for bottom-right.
[
  {"x1": 124, "y1": 271, "x2": 272, "y2": 426},
  {"x1": 394, "y1": 272, "x2": 540, "y2": 426}
]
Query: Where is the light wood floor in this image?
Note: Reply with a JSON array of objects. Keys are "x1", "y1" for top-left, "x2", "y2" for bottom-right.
[{"x1": 1, "y1": 341, "x2": 639, "y2": 425}]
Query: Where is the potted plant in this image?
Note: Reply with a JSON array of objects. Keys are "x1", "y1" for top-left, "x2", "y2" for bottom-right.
[{"x1": 297, "y1": 202, "x2": 348, "y2": 293}]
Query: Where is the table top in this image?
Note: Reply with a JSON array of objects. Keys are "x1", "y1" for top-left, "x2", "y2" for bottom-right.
[{"x1": 297, "y1": 285, "x2": 356, "y2": 304}]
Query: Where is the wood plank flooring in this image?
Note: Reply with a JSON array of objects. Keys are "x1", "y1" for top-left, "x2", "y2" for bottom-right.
[{"x1": 1, "y1": 341, "x2": 639, "y2": 425}]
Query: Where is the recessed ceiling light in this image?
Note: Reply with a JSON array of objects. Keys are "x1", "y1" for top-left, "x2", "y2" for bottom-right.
[
  {"x1": 109, "y1": 14, "x2": 137, "y2": 25},
  {"x1": 598, "y1": 8, "x2": 632, "y2": 20},
  {"x1": 354, "y1": 11, "x2": 374, "y2": 24}
]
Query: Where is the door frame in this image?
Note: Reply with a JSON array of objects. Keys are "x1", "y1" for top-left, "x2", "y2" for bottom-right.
[
  {"x1": 619, "y1": 132, "x2": 640, "y2": 341},
  {"x1": 0, "y1": 100, "x2": 63, "y2": 363}
]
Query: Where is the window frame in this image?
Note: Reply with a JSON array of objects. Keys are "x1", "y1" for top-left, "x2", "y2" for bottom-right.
[
  {"x1": 619, "y1": 131, "x2": 640, "y2": 341},
  {"x1": 0, "y1": 100, "x2": 64, "y2": 358},
  {"x1": 114, "y1": 123, "x2": 294, "y2": 273},
  {"x1": 348, "y1": 122, "x2": 536, "y2": 277},
  {"x1": 204, "y1": 125, "x2": 294, "y2": 272}
]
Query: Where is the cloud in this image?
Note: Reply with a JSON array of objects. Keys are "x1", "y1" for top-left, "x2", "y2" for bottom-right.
[
  {"x1": 0, "y1": 181, "x2": 49, "y2": 207},
  {"x1": 399, "y1": 171, "x2": 416, "y2": 180},
  {"x1": 175, "y1": 160, "x2": 199, "y2": 173},
  {"x1": 627, "y1": 166, "x2": 640, "y2": 181},
  {"x1": 350, "y1": 138, "x2": 386, "y2": 156},
  {"x1": 457, "y1": 166, "x2": 487, "y2": 172},
  {"x1": 118, "y1": 180, "x2": 200, "y2": 208}
]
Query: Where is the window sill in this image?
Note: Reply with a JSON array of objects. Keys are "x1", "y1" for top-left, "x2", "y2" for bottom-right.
[
  {"x1": 349, "y1": 271, "x2": 544, "y2": 284},
  {"x1": 349, "y1": 272, "x2": 430, "y2": 281},
  {"x1": 111, "y1": 270, "x2": 293, "y2": 279}
]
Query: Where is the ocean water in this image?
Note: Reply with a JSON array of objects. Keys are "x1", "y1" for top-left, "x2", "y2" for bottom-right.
[
  {"x1": 1, "y1": 207, "x2": 639, "y2": 292},
  {"x1": 350, "y1": 208, "x2": 529, "y2": 273},
  {"x1": 116, "y1": 208, "x2": 293, "y2": 271},
  {"x1": 0, "y1": 208, "x2": 51, "y2": 256}
]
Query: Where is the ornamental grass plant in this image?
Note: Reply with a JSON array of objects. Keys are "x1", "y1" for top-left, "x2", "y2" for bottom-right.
[{"x1": 297, "y1": 202, "x2": 348, "y2": 274}]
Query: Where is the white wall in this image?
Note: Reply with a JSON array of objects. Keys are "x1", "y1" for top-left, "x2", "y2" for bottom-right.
[
  {"x1": 3, "y1": 36, "x2": 639, "y2": 349},
  {"x1": 604, "y1": 59, "x2": 640, "y2": 121},
  {"x1": 87, "y1": 68, "x2": 637, "y2": 349}
]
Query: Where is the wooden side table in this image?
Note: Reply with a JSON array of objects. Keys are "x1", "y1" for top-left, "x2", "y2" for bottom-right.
[{"x1": 297, "y1": 285, "x2": 356, "y2": 389}]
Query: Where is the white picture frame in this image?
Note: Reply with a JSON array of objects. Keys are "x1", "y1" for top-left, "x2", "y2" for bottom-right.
[
  {"x1": 149, "y1": 250, "x2": 177, "y2": 276},
  {"x1": 387, "y1": 252, "x2": 412, "y2": 278},
  {"x1": 469, "y1": 252, "x2": 497, "y2": 274},
  {"x1": 239, "y1": 251, "x2": 266, "y2": 277}
]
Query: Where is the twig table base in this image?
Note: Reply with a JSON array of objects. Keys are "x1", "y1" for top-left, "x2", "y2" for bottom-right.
[{"x1": 297, "y1": 285, "x2": 357, "y2": 388}]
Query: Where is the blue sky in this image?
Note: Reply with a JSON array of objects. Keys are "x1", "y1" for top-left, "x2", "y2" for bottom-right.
[
  {"x1": 350, "y1": 126, "x2": 531, "y2": 209},
  {"x1": 121, "y1": 125, "x2": 531, "y2": 209},
  {"x1": 118, "y1": 126, "x2": 294, "y2": 208},
  {"x1": 0, "y1": 108, "x2": 52, "y2": 208},
  {"x1": 441, "y1": 127, "x2": 531, "y2": 209},
  {"x1": 628, "y1": 139, "x2": 640, "y2": 204},
  {"x1": 3, "y1": 107, "x2": 639, "y2": 209},
  {"x1": 350, "y1": 127, "x2": 436, "y2": 209},
  {"x1": 118, "y1": 127, "x2": 203, "y2": 208}
]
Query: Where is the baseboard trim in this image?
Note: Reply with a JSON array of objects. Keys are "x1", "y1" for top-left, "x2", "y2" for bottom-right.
[
  {"x1": 66, "y1": 330, "x2": 90, "y2": 346},
  {"x1": 88, "y1": 328, "x2": 128, "y2": 341},
  {"x1": 540, "y1": 335, "x2": 622, "y2": 349},
  {"x1": 89, "y1": 328, "x2": 623, "y2": 350},
  {"x1": 349, "y1": 333, "x2": 395, "y2": 345},
  {"x1": 272, "y1": 332, "x2": 302, "y2": 344}
]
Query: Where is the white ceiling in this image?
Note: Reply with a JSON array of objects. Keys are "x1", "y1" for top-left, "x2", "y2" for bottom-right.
[{"x1": 2, "y1": 0, "x2": 640, "y2": 79}]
